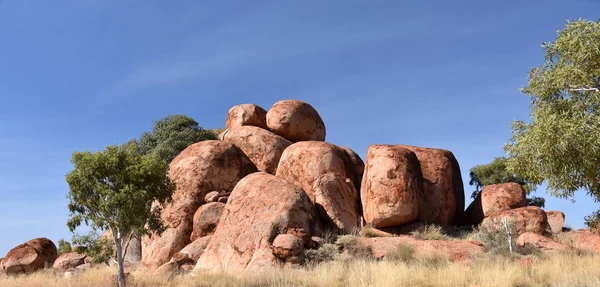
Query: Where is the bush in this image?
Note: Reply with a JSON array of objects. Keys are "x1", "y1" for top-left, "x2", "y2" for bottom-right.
[
  {"x1": 474, "y1": 218, "x2": 534, "y2": 256},
  {"x1": 385, "y1": 243, "x2": 416, "y2": 263},
  {"x1": 335, "y1": 235, "x2": 372, "y2": 260},
  {"x1": 72, "y1": 231, "x2": 114, "y2": 265},
  {"x1": 305, "y1": 243, "x2": 339, "y2": 264},
  {"x1": 410, "y1": 224, "x2": 448, "y2": 240},
  {"x1": 57, "y1": 239, "x2": 72, "y2": 256}
]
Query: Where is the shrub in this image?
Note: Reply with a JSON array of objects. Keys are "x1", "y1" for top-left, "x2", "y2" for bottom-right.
[
  {"x1": 305, "y1": 243, "x2": 339, "y2": 264},
  {"x1": 410, "y1": 224, "x2": 448, "y2": 240},
  {"x1": 385, "y1": 243, "x2": 416, "y2": 263},
  {"x1": 335, "y1": 235, "x2": 373, "y2": 260},
  {"x1": 474, "y1": 218, "x2": 535, "y2": 256},
  {"x1": 57, "y1": 239, "x2": 72, "y2": 256}
]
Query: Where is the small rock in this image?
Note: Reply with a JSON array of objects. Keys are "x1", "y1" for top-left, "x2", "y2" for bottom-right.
[
  {"x1": 546, "y1": 211, "x2": 565, "y2": 234},
  {"x1": 205, "y1": 191, "x2": 220, "y2": 203},
  {"x1": 272, "y1": 234, "x2": 304, "y2": 259}
]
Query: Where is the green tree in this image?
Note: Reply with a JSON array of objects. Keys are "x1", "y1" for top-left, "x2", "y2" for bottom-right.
[
  {"x1": 505, "y1": 19, "x2": 600, "y2": 227},
  {"x1": 469, "y1": 157, "x2": 545, "y2": 208},
  {"x1": 65, "y1": 142, "x2": 174, "y2": 287},
  {"x1": 135, "y1": 115, "x2": 217, "y2": 164},
  {"x1": 71, "y1": 231, "x2": 114, "y2": 265},
  {"x1": 57, "y1": 239, "x2": 72, "y2": 256}
]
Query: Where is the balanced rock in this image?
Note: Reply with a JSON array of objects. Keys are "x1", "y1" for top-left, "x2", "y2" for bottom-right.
[
  {"x1": 361, "y1": 145, "x2": 423, "y2": 228},
  {"x1": 226, "y1": 104, "x2": 268, "y2": 130},
  {"x1": 142, "y1": 141, "x2": 257, "y2": 268},
  {"x1": 516, "y1": 232, "x2": 573, "y2": 254},
  {"x1": 546, "y1": 211, "x2": 565, "y2": 234},
  {"x1": 193, "y1": 172, "x2": 317, "y2": 273},
  {"x1": 176, "y1": 235, "x2": 212, "y2": 261},
  {"x1": 482, "y1": 206, "x2": 548, "y2": 235},
  {"x1": 276, "y1": 141, "x2": 360, "y2": 233},
  {"x1": 399, "y1": 145, "x2": 464, "y2": 226},
  {"x1": 481, "y1": 183, "x2": 527, "y2": 217},
  {"x1": 266, "y1": 100, "x2": 326, "y2": 142},
  {"x1": 1, "y1": 238, "x2": 57, "y2": 274},
  {"x1": 271, "y1": 234, "x2": 304, "y2": 259},
  {"x1": 190, "y1": 202, "x2": 225, "y2": 241},
  {"x1": 223, "y1": 126, "x2": 291, "y2": 174},
  {"x1": 53, "y1": 252, "x2": 87, "y2": 271}
]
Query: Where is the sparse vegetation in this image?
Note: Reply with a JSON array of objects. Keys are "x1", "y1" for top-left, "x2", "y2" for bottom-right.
[
  {"x1": 409, "y1": 224, "x2": 449, "y2": 240},
  {"x1": 472, "y1": 218, "x2": 538, "y2": 256},
  {"x1": 384, "y1": 243, "x2": 416, "y2": 264},
  {"x1": 56, "y1": 239, "x2": 72, "y2": 256}
]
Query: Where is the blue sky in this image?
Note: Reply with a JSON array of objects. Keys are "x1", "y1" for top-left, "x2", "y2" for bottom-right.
[{"x1": 0, "y1": 0, "x2": 599, "y2": 255}]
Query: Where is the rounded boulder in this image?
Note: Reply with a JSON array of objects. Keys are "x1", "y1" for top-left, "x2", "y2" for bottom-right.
[
  {"x1": 481, "y1": 183, "x2": 527, "y2": 217},
  {"x1": 191, "y1": 202, "x2": 225, "y2": 241},
  {"x1": 223, "y1": 126, "x2": 292, "y2": 174},
  {"x1": 1, "y1": 238, "x2": 57, "y2": 275},
  {"x1": 226, "y1": 104, "x2": 268, "y2": 130},
  {"x1": 482, "y1": 206, "x2": 548, "y2": 235},
  {"x1": 266, "y1": 100, "x2": 326, "y2": 142}
]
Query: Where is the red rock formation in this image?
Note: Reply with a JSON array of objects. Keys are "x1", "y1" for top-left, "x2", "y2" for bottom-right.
[
  {"x1": 1, "y1": 238, "x2": 57, "y2": 274},
  {"x1": 572, "y1": 229, "x2": 600, "y2": 254},
  {"x1": 546, "y1": 211, "x2": 565, "y2": 234},
  {"x1": 276, "y1": 141, "x2": 360, "y2": 233},
  {"x1": 176, "y1": 236, "x2": 212, "y2": 261},
  {"x1": 223, "y1": 126, "x2": 292, "y2": 174},
  {"x1": 271, "y1": 234, "x2": 304, "y2": 259},
  {"x1": 360, "y1": 145, "x2": 423, "y2": 228},
  {"x1": 226, "y1": 104, "x2": 268, "y2": 130},
  {"x1": 53, "y1": 252, "x2": 87, "y2": 271},
  {"x1": 481, "y1": 183, "x2": 527, "y2": 217},
  {"x1": 357, "y1": 236, "x2": 484, "y2": 261},
  {"x1": 516, "y1": 232, "x2": 574, "y2": 253},
  {"x1": 398, "y1": 145, "x2": 464, "y2": 226},
  {"x1": 190, "y1": 203, "x2": 225, "y2": 241},
  {"x1": 193, "y1": 172, "x2": 317, "y2": 273},
  {"x1": 482, "y1": 206, "x2": 548, "y2": 235},
  {"x1": 142, "y1": 141, "x2": 257, "y2": 268},
  {"x1": 266, "y1": 100, "x2": 326, "y2": 142}
]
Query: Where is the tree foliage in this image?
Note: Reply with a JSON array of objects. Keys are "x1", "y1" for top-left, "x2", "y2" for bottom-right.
[
  {"x1": 57, "y1": 239, "x2": 72, "y2": 256},
  {"x1": 135, "y1": 115, "x2": 217, "y2": 164},
  {"x1": 65, "y1": 142, "x2": 174, "y2": 286},
  {"x1": 71, "y1": 231, "x2": 114, "y2": 265},
  {"x1": 504, "y1": 19, "x2": 600, "y2": 226}
]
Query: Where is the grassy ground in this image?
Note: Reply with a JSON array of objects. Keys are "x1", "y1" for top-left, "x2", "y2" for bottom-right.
[{"x1": 1, "y1": 251, "x2": 600, "y2": 287}]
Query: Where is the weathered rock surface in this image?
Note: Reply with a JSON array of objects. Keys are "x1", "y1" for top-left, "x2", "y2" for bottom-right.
[
  {"x1": 516, "y1": 232, "x2": 573, "y2": 253},
  {"x1": 276, "y1": 141, "x2": 360, "y2": 233},
  {"x1": 572, "y1": 229, "x2": 600, "y2": 254},
  {"x1": 223, "y1": 126, "x2": 292, "y2": 174},
  {"x1": 482, "y1": 206, "x2": 548, "y2": 235},
  {"x1": 226, "y1": 104, "x2": 269, "y2": 130},
  {"x1": 339, "y1": 146, "x2": 365, "y2": 192},
  {"x1": 176, "y1": 235, "x2": 212, "y2": 261},
  {"x1": 1, "y1": 238, "x2": 57, "y2": 274},
  {"x1": 53, "y1": 252, "x2": 87, "y2": 271},
  {"x1": 191, "y1": 202, "x2": 225, "y2": 241},
  {"x1": 481, "y1": 183, "x2": 527, "y2": 217},
  {"x1": 399, "y1": 145, "x2": 464, "y2": 226},
  {"x1": 193, "y1": 172, "x2": 317, "y2": 273},
  {"x1": 546, "y1": 211, "x2": 565, "y2": 234},
  {"x1": 357, "y1": 236, "x2": 484, "y2": 261},
  {"x1": 271, "y1": 234, "x2": 304, "y2": 259},
  {"x1": 204, "y1": 191, "x2": 220, "y2": 203},
  {"x1": 266, "y1": 100, "x2": 326, "y2": 142},
  {"x1": 142, "y1": 141, "x2": 257, "y2": 268},
  {"x1": 459, "y1": 192, "x2": 484, "y2": 226},
  {"x1": 360, "y1": 145, "x2": 423, "y2": 228}
]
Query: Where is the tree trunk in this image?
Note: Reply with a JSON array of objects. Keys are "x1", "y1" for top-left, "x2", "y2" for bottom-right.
[{"x1": 113, "y1": 232, "x2": 127, "y2": 287}]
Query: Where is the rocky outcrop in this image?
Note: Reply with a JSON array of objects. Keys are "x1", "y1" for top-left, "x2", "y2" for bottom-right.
[
  {"x1": 481, "y1": 183, "x2": 527, "y2": 217},
  {"x1": 53, "y1": 252, "x2": 87, "y2": 271},
  {"x1": 226, "y1": 104, "x2": 268, "y2": 130},
  {"x1": 1, "y1": 238, "x2": 57, "y2": 274},
  {"x1": 546, "y1": 211, "x2": 565, "y2": 234},
  {"x1": 193, "y1": 172, "x2": 318, "y2": 273},
  {"x1": 223, "y1": 126, "x2": 292, "y2": 174},
  {"x1": 142, "y1": 141, "x2": 257, "y2": 268},
  {"x1": 572, "y1": 229, "x2": 600, "y2": 254},
  {"x1": 516, "y1": 232, "x2": 573, "y2": 253},
  {"x1": 266, "y1": 100, "x2": 326, "y2": 142},
  {"x1": 176, "y1": 236, "x2": 212, "y2": 261},
  {"x1": 276, "y1": 141, "x2": 360, "y2": 233},
  {"x1": 357, "y1": 236, "x2": 484, "y2": 261},
  {"x1": 361, "y1": 145, "x2": 423, "y2": 228},
  {"x1": 190, "y1": 202, "x2": 225, "y2": 241},
  {"x1": 482, "y1": 206, "x2": 548, "y2": 235},
  {"x1": 399, "y1": 145, "x2": 464, "y2": 226}
]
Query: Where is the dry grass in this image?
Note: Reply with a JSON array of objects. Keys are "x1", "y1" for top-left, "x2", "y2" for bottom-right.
[
  {"x1": 2, "y1": 252, "x2": 600, "y2": 287},
  {"x1": 409, "y1": 224, "x2": 449, "y2": 240}
]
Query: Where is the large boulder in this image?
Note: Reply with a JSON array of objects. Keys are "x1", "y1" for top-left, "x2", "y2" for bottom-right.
[
  {"x1": 266, "y1": 100, "x2": 326, "y2": 142},
  {"x1": 190, "y1": 203, "x2": 225, "y2": 241},
  {"x1": 142, "y1": 141, "x2": 257, "y2": 268},
  {"x1": 482, "y1": 206, "x2": 548, "y2": 235},
  {"x1": 572, "y1": 229, "x2": 600, "y2": 254},
  {"x1": 226, "y1": 104, "x2": 268, "y2": 130},
  {"x1": 516, "y1": 232, "x2": 574, "y2": 254},
  {"x1": 223, "y1": 126, "x2": 292, "y2": 174},
  {"x1": 360, "y1": 145, "x2": 423, "y2": 228},
  {"x1": 53, "y1": 252, "x2": 87, "y2": 271},
  {"x1": 1, "y1": 238, "x2": 57, "y2": 274},
  {"x1": 276, "y1": 141, "x2": 360, "y2": 233},
  {"x1": 193, "y1": 172, "x2": 318, "y2": 273},
  {"x1": 546, "y1": 211, "x2": 565, "y2": 234},
  {"x1": 176, "y1": 236, "x2": 212, "y2": 261},
  {"x1": 398, "y1": 145, "x2": 464, "y2": 226},
  {"x1": 481, "y1": 183, "x2": 527, "y2": 217},
  {"x1": 357, "y1": 236, "x2": 484, "y2": 261}
]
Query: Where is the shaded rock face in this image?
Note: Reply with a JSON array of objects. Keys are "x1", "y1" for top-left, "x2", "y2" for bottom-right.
[
  {"x1": 1, "y1": 238, "x2": 57, "y2": 274},
  {"x1": 53, "y1": 252, "x2": 87, "y2": 271},
  {"x1": 460, "y1": 192, "x2": 484, "y2": 226},
  {"x1": 481, "y1": 183, "x2": 527, "y2": 217},
  {"x1": 223, "y1": 126, "x2": 292, "y2": 174},
  {"x1": 176, "y1": 236, "x2": 212, "y2": 261},
  {"x1": 191, "y1": 202, "x2": 225, "y2": 241},
  {"x1": 361, "y1": 145, "x2": 423, "y2": 228},
  {"x1": 516, "y1": 232, "x2": 573, "y2": 254},
  {"x1": 357, "y1": 236, "x2": 484, "y2": 261},
  {"x1": 339, "y1": 146, "x2": 365, "y2": 193},
  {"x1": 482, "y1": 206, "x2": 548, "y2": 235},
  {"x1": 225, "y1": 104, "x2": 268, "y2": 130},
  {"x1": 193, "y1": 172, "x2": 317, "y2": 273},
  {"x1": 266, "y1": 100, "x2": 326, "y2": 142},
  {"x1": 276, "y1": 141, "x2": 360, "y2": 233},
  {"x1": 398, "y1": 145, "x2": 464, "y2": 226},
  {"x1": 142, "y1": 141, "x2": 257, "y2": 268},
  {"x1": 546, "y1": 211, "x2": 565, "y2": 234}
]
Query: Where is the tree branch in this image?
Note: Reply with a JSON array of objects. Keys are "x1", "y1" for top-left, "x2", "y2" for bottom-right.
[
  {"x1": 569, "y1": 85, "x2": 600, "y2": 92},
  {"x1": 121, "y1": 232, "x2": 133, "y2": 260}
]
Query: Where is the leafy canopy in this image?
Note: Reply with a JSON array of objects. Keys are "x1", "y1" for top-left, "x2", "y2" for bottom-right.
[
  {"x1": 66, "y1": 142, "x2": 174, "y2": 238},
  {"x1": 136, "y1": 115, "x2": 217, "y2": 163},
  {"x1": 57, "y1": 239, "x2": 72, "y2": 256},
  {"x1": 71, "y1": 231, "x2": 115, "y2": 265},
  {"x1": 504, "y1": 19, "x2": 600, "y2": 225}
]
